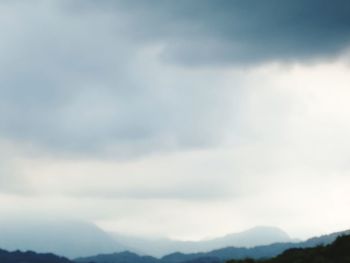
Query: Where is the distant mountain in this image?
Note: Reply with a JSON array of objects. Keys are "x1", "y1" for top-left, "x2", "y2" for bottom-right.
[
  {"x1": 80, "y1": 229, "x2": 350, "y2": 263},
  {"x1": 301, "y1": 229, "x2": 350, "y2": 248},
  {"x1": 2, "y1": 217, "x2": 348, "y2": 262},
  {"x1": 161, "y1": 229, "x2": 350, "y2": 262},
  {"x1": 0, "y1": 248, "x2": 73, "y2": 263},
  {"x1": 2, "y1": 232, "x2": 350, "y2": 263},
  {"x1": 110, "y1": 226, "x2": 293, "y2": 257},
  {"x1": 76, "y1": 251, "x2": 160, "y2": 263},
  {"x1": 203, "y1": 226, "x2": 292, "y2": 249},
  {"x1": 0, "y1": 218, "x2": 124, "y2": 259},
  {"x1": 161, "y1": 244, "x2": 293, "y2": 263},
  {"x1": 227, "y1": 234, "x2": 350, "y2": 263}
]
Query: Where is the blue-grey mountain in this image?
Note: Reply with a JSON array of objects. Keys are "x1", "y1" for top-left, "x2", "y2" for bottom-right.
[
  {"x1": 110, "y1": 226, "x2": 293, "y2": 256},
  {"x1": 0, "y1": 218, "x2": 124, "y2": 259},
  {"x1": 77, "y1": 229, "x2": 350, "y2": 263}
]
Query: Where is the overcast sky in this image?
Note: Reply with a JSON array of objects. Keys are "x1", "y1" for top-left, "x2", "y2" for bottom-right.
[{"x1": 1, "y1": 0, "x2": 350, "y2": 240}]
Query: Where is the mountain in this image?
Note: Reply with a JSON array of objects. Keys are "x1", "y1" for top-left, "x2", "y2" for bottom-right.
[
  {"x1": 76, "y1": 251, "x2": 160, "y2": 263},
  {"x1": 80, "y1": 229, "x2": 350, "y2": 263},
  {"x1": 227, "y1": 234, "x2": 350, "y2": 263},
  {"x1": 202, "y1": 226, "x2": 292, "y2": 249},
  {"x1": 1, "y1": 231, "x2": 349, "y2": 263},
  {"x1": 110, "y1": 226, "x2": 293, "y2": 257},
  {"x1": 301, "y1": 229, "x2": 350, "y2": 248},
  {"x1": 161, "y1": 244, "x2": 294, "y2": 263},
  {"x1": 0, "y1": 248, "x2": 73, "y2": 263},
  {"x1": 0, "y1": 218, "x2": 124, "y2": 259},
  {"x1": 2, "y1": 217, "x2": 347, "y2": 262},
  {"x1": 161, "y1": 229, "x2": 350, "y2": 262}
]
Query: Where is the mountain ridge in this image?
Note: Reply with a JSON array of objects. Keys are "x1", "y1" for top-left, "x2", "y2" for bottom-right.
[
  {"x1": 0, "y1": 248, "x2": 73, "y2": 263},
  {"x1": 227, "y1": 234, "x2": 350, "y2": 263},
  {"x1": 77, "y1": 229, "x2": 350, "y2": 263},
  {"x1": 110, "y1": 226, "x2": 293, "y2": 257},
  {"x1": 1, "y1": 217, "x2": 348, "y2": 261},
  {"x1": 0, "y1": 218, "x2": 124, "y2": 259}
]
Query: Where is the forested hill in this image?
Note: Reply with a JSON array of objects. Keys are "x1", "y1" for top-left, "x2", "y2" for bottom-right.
[
  {"x1": 227, "y1": 234, "x2": 350, "y2": 263},
  {"x1": 0, "y1": 248, "x2": 73, "y2": 263}
]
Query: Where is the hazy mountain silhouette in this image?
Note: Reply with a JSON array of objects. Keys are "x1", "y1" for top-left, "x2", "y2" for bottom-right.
[
  {"x1": 301, "y1": 229, "x2": 350, "y2": 248},
  {"x1": 1, "y1": 217, "x2": 348, "y2": 262},
  {"x1": 110, "y1": 226, "x2": 293, "y2": 257},
  {"x1": 0, "y1": 248, "x2": 73, "y2": 263},
  {"x1": 78, "y1": 229, "x2": 350, "y2": 263},
  {"x1": 1, "y1": 230, "x2": 349, "y2": 263},
  {"x1": 161, "y1": 229, "x2": 350, "y2": 262},
  {"x1": 227, "y1": 234, "x2": 350, "y2": 263},
  {"x1": 76, "y1": 251, "x2": 160, "y2": 263},
  {"x1": 4, "y1": 218, "x2": 294, "y2": 258},
  {"x1": 0, "y1": 218, "x2": 124, "y2": 258}
]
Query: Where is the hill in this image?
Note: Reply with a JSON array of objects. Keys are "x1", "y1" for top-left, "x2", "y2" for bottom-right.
[
  {"x1": 161, "y1": 229, "x2": 350, "y2": 262},
  {"x1": 78, "y1": 229, "x2": 350, "y2": 263},
  {"x1": 76, "y1": 251, "x2": 160, "y2": 263},
  {"x1": 227, "y1": 234, "x2": 350, "y2": 262},
  {"x1": 0, "y1": 218, "x2": 124, "y2": 258},
  {"x1": 0, "y1": 248, "x2": 73, "y2": 263},
  {"x1": 110, "y1": 226, "x2": 293, "y2": 256}
]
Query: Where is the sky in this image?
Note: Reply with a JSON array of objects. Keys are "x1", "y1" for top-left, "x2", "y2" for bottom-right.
[{"x1": 1, "y1": 0, "x2": 350, "y2": 241}]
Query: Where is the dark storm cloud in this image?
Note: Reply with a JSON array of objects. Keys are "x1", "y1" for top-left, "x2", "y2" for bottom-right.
[
  {"x1": 90, "y1": 0, "x2": 350, "y2": 66},
  {"x1": 1, "y1": 0, "x2": 350, "y2": 158}
]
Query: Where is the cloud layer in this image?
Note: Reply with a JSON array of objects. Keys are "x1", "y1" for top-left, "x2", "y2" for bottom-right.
[
  {"x1": 1, "y1": 0, "x2": 350, "y2": 240},
  {"x1": 0, "y1": 1, "x2": 241, "y2": 157},
  {"x1": 1, "y1": 0, "x2": 350, "y2": 157},
  {"x1": 96, "y1": 0, "x2": 350, "y2": 66}
]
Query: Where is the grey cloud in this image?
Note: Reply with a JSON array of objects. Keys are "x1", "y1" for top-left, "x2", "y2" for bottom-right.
[
  {"x1": 69, "y1": 183, "x2": 230, "y2": 201},
  {"x1": 88, "y1": 0, "x2": 350, "y2": 66},
  {"x1": 1, "y1": 0, "x2": 350, "y2": 159},
  {"x1": 0, "y1": 1, "x2": 238, "y2": 157}
]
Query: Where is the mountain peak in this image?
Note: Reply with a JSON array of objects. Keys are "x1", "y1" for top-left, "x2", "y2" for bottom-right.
[
  {"x1": 110, "y1": 226, "x2": 293, "y2": 257},
  {"x1": 207, "y1": 226, "x2": 291, "y2": 249},
  {"x1": 234, "y1": 226, "x2": 291, "y2": 240},
  {"x1": 0, "y1": 218, "x2": 124, "y2": 258}
]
